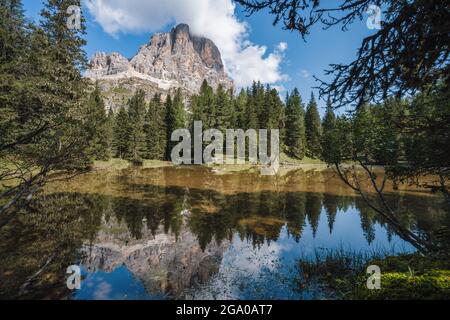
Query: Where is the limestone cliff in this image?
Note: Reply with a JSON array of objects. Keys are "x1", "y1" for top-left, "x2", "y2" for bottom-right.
[{"x1": 86, "y1": 24, "x2": 233, "y2": 110}]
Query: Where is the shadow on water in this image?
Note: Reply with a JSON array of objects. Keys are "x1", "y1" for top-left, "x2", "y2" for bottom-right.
[{"x1": 0, "y1": 167, "x2": 448, "y2": 299}]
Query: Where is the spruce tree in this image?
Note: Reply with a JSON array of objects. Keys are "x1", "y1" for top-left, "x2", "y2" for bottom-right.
[
  {"x1": 105, "y1": 108, "x2": 114, "y2": 159},
  {"x1": 244, "y1": 87, "x2": 259, "y2": 131},
  {"x1": 215, "y1": 84, "x2": 233, "y2": 133},
  {"x1": 321, "y1": 98, "x2": 337, "y2": 161},
  {"x1": 128, "y1": 89, "x2": 147, "y2": 160},
  {"x1": 285, "y1": 89, "x2": 306, "y2": 159},
  {"x1": 37, "y1": 0, "x2": 92, "y2": 169},
  {"x1": 252, "y1": 81, "x2": 265, "y2": 129},
  {"x1": 86, "y1": 84, "x2": 109, "y2": 161},
  {"x1": 0, "y1": 0, "x2": 27, "y2": 148},
  {"x1": 202, "y1": 81, "x2": 216, "y2": 128},
  {"x1": 305, "y1": 93, "x2": 322, "y2": 158},
  {"x1": 165, "y1": 90, "x2": 186, "y2": 160},
  {"x1": 113, "y1": 106, "x2": 131, "y2": 159},
  {"x1": 1, "y1": 0, "x2": 91, "y2": 214},
  {"x1": 267, "y1": 87, "x2": 285, "y2": 129},
  {"x1": 0, "y1": 0, "x2": 26, "y2": 63},
  {"x1": 234, "y1": 89, "x2": 248, "y2": 129},
  {"x1": 144, "y1": 93, "x2": 167, "y2": 160}
]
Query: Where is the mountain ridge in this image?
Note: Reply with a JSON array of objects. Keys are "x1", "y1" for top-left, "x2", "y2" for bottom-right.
[{"x1": 86, "y1": 24, "x2": 234, "y2": 109}]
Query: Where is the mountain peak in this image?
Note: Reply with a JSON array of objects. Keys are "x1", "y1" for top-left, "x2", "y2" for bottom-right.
[
  {"x1": 173, "y1": 23, "x2": 190, "y2": 34},
  {"x1": 86, "y1": 24, "x2": 233, "y2": 109},
  {"x1": 87, "y1": 23, "x2": 232, "y2": 88}
]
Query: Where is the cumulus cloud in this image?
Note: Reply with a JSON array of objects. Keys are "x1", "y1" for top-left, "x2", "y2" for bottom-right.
[{"x1": 84, "y1": 0, "x2": 288, "y2": 87}]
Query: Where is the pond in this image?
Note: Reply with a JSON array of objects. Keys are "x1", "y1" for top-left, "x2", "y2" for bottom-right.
[{"x1": 0, "y1": 166, "x2": 448, "y2": 299}]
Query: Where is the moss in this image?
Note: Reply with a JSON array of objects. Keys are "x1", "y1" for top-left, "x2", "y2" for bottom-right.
[
  {"x1": 354, "y1": 270, "x2": 450, "y2": 300},
  {"x1": 298, "y1": 252, "x2": 450, "y2": 300}
]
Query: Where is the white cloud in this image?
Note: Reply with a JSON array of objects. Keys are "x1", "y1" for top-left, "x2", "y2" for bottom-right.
[
  {"x1": 300, "y1": 69, "x2": 310, "y2": 79},
  {"x1": 84, "y1": 0, "x2": 288, "y2": 87},
  {"x1": 277, "y1": 42, "x2": 288, "y2": 52}
]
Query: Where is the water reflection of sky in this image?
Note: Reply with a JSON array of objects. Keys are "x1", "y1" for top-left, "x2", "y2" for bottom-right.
[
  {"x1": 189, "y1": 207, "x2": 415, "y2": 300},
  {"x1": 73, "y1": 207, "x2": 415, "y2": 300},
  {"x1": 74, "y1": 267, "x2": 150, "y2": 300}
]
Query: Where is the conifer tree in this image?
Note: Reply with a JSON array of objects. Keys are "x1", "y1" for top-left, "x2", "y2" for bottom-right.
[
  {"x1": 128, "y1": 89, "x2": 147, "y2": 160},
  {"x1": 105, "y1": 107, "x2": 114, "y2": 158},
  {"x1": 113, "y1": 106, "x2": 131, "y2": 159},
  {"x1": 285, "y1": 89, "x2": 306, "y2": 159},
  {"x1": 191, "y1": 90, "x2": 204, "y2": 126},
  {"x1": 1, "y1": 0, "x2": 92, "y2": 214},
  {"x1": 144, "y1": 93, "x2": 167, "y2": 160},
  {"x1": 37, "y1": 0, "x2": 92, "y2": 169},
  {"x1": 305, "y1": 93, "x2": 322, "y2": 158},
  {"x1": 321, "y1": 98, "x2": 337, "y2": 161},
  {"x1": 165, "y1": 89, "x2": 186, "y2": 160},
  {"x1": 203, "y1": 82, "x2": 216, "y2": 128},
  {"x1": 234, "y1": 89, "x2": 248, "y2": 129},
  {"x1": 0, "y1": 0, "x2": 27, "y2": 148},
  {"x1": 244, "y1": 87, "x2": 259, "y2": 131},
  {"x1": 252, "y1": 81, "x2": 265, "y2": 129},
  {"x1": 0, "y1": 0, "x2": 26, "y2": 64},
  {"x1": 215, "y1": 84, "x2": 233, "y2": 133},
  {"x1": 267, "y1": 87, "x2": 285, "y2": 129},
  {"x1": 86, "y1": 84, "x2": 109, "y2": 161}
]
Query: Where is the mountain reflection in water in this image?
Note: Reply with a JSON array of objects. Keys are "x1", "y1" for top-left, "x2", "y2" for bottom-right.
[{"x1": 0, "y1": 167, "x2": 448, "y2": 300}]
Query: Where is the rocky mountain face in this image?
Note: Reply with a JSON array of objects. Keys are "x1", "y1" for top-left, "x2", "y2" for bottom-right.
[
  {"x1": 86, "y1": 24, "x2": 233, "y2": 110},
  {"x1": 82, "y1": 216, "x2": 228, "y2": 299}
]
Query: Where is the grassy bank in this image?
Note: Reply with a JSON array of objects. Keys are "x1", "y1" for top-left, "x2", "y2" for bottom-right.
[
  {"x1": 92, "y1": 159, "x2": 173, "y2": 171},
  {"x1": 91, "y1": 154, "x2": 328, "y2": 173},
  {"x1": 297, "y1": 250, "x2": 450, "y2": 300}
]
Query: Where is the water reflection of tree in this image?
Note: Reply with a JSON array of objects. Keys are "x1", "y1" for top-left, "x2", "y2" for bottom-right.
[
  {"x1": 323, "y1": 194, "x2": 339, "y2": 234},
  {"x1": 2, "y1": 183, "x2": 447, "y2": 298},
  {"x1": 0, "y1": 194, "x2": 102, "y2": 299}
]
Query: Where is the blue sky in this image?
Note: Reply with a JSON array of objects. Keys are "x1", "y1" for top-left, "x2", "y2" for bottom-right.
[{"x1": 22, "y1": 0, "x2": 376, "y2": 114}]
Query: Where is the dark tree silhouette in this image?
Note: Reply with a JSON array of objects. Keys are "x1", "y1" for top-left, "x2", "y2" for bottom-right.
[{"x1": 237, "y1": 0, "x2": 450, "y2": 108}]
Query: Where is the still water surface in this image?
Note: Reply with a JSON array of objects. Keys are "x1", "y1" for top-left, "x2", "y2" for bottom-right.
[{"x1": 0, "y1": 166, "x2": 448, "y2": 299}]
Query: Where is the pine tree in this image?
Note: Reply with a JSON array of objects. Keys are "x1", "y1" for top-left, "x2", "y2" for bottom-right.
[
  {"x1": 165, "y1": 90, "x2": 186, "y2": 160},
  {"x1": 305, "y1": 93, "x2": 322, "y2": 158},
  {"x1": 285, "y1": 88, "x2": 306, "y2": 159},
  {"x1": 113, "y1": 106, "x2": 131, "y2": 159},
  {"x1": 128, "y1": 89, "x2": 147, "y2": 160},
  {"x1": 144, "y1": 93, "x2": 167, "y2": 160}
]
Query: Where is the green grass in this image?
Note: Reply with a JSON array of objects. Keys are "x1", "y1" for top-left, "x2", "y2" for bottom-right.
[
  {"x1": 92, "y1": 159, "x2": 173, "y2": 171},
  {"x1": 92, "y1": 155, "x2": 327, "y2": 173},
  {"x1": 297, "y1": 250, "x2": 450, "y2": 300},
  {"x1": 92, "y1": 159, "x2": 131, "y2": 170},
  {"x1": 142, "y1": 160, "x2": 172, "y2": 168}
]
